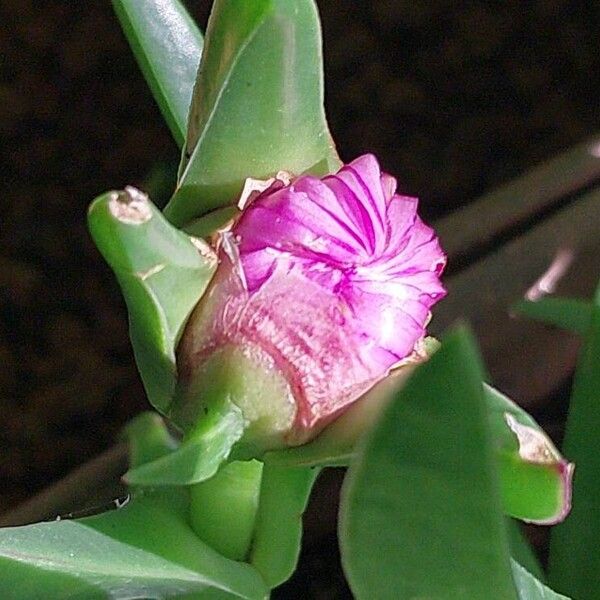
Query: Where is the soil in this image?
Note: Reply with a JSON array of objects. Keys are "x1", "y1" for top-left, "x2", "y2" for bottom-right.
[{"x1": 1, "y1": 1, "x2": 599, "y2": 597}]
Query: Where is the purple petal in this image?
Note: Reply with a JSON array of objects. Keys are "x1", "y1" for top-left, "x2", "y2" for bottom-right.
[
  {"x1": 188, "y1": 154, "x2": 447, "y2": 441},
  {"x1": 322, "y1": 154, "x2": 388, "y2": 255}
]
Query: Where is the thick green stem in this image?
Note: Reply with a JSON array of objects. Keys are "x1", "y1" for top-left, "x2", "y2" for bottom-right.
[{"x1": 189, "y1": 460, "x2": 264, "y2": 561}]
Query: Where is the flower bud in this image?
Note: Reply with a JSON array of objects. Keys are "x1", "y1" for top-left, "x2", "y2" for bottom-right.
[{"x1": 172, "y1": 155, "x2": 446, "y2": 450}]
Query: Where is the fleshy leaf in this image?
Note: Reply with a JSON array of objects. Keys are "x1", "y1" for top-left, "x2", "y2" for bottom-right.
[
  {"x1": 124, "y1": 404, "x2": 245, "y2": 487},
  {"x1": 88, "y1": 187, "x2": 217, "y2": 415},
  {"x1": 266, "y1": 376, "x2": 572, "y2": 525},
  {"x1": 511, "y1": 561, "x2": 570, "y2": 600},
  {"x1": 190, "y1": 460, "x2": 263, "y2": 561},
  {"x1": 549, "y1": 284, "x2": 600, "y2": 598},
  {"x1": 0, "y1": 491, "x2": 268, "y2": 599},
  {"x1": 485, "y1": 384, "x2": 573, "y2": 525},
  {"x1": 250, "y1": 465, "x2": 319, "y2": 589},
  {"x1": 512, "y1": 297, "x2": 592, "y2": 335},
  {"x1": 339, "y1": 327, "x2": 518, "y2": 599},
  {"x1": 112, "y1": 0, "x2": 203, "y2": 147},
  {"x1": 165, "y1": 0, "x2": 340, "y2": 226},
  {"x1": 123, "y1": 411, "x2": 179, "y2": 470}
]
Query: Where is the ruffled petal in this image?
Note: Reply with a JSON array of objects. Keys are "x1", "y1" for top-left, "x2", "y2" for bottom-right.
[
  {"x1": 322, "y1": 154, "x2": 389, "y2": 255},
  {"x1": 189, "y1": 153, "x2": 447, "y2": 441}
]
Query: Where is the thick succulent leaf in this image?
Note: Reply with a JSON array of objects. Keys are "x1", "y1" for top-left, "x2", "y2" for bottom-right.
[
  {"x1": 485, "y1": 384, "x2": 572, "y2": 525},
  {"x1": 266, "y1": 377, "x2": 572, "y2": 525},
  {"x1": 123, "y1": 411, "x2": 179, "y2": 470},
  {"x1": 124, "y1": 406, "x2": 245, "y2": 487},
  {"x1": 549, "y1": 284, "x2": 600, "y2": 598},
  {"x1": 88, "y1": 187, "x2": 217, "y2": 415},
  {"x1": 183, "y1": 206, "x2": 239, "y2": 238},
  {"x1": 250, "y1": 465, "x2": 319, "y2": 589},
  {"x1": 112, "y1": 0, "x2": 203, "y2": 147},
  {"x1": 511, "y1": 561, "x2": 570, "y2": 600},
  {"x1": 190, "y1": 460, "x2": 263, "y2": 561},
  {"x1": 0, "y1": 491, "x2": 268, "y2": 600},
  {"x1": 339, "y1": 327, "x2": 518, "y2": 599},
  {"x1": 165, "y1": 0, "x2": 340, "y2": 226},
  {"x1": 512, "y1": 297, "x2": 592, "y2": 335}
]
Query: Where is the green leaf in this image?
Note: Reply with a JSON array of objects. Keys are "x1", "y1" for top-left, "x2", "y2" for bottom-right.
[
  {"x1": 123, "y1": 411, "x2": 179, "y2": 469},
  {"x1": 512, "y1": 297, "x2": 593, "y2": 335},
  {"x1": 0, "y1": 491, "x2": 268, "y2": 599},
  {"x1": 339, "y1": 327, "x2": 517, "y2": 600},
  {"x1": 165, "y1": 0, "x2": 340, "y2": 226},
  {"x1": 250, "y1": 465, "x2": 319, "y2": 589},
  {"x1": 549, "y1": 285, "x2": 600, "y2": 598},
  {"x1": 485, "y1": 384, "x2": 573, "y2": 525},
  {"x1": 112, "y1": 0, "x2": 203, "y2": 147},
  {"x1": 190, "y1": 460, "x2": 263, "y2": 561},
  {"x1": 183, "y1": 206, "x2": 240, "y2": 239},
  {"x1": 124, "y1": 404, "x2": 245, "y2": 486},
  {"x1": 88, "y1": 187, "x2": 217, "y2": 416},
  {"x1": 266, "y1": 378, "x2": 572, "y2": 525},
  {"x1": 511, "y1": 561, "x2": 570, "y2": 599}
]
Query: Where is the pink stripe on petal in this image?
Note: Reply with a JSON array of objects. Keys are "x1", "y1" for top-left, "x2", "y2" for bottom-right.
[
  {"x1": 342, "y1": 154, "x2": 388, "y2": 225},
  {"x1": 322, "y1": 175, "x2": 377, "y2": 254},
  {"x1": 184, "y1": 154, "x2": 447, "y2": 443}
]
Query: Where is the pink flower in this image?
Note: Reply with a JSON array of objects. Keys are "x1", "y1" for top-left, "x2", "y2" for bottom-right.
[{"x1": 177, "y1": 155, "x2": 446, "y2": 446}]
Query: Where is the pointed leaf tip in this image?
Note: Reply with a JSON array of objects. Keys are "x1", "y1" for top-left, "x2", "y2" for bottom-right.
[
  {"x1": 124, "y1": 404, "x2": 246, "y2": 487},
  {"x1": 339, "y1": 326, "x2": 518, "y2": 599},
  {"x1": 504, "y1": 413, "x2": 573, "y2": 525}
]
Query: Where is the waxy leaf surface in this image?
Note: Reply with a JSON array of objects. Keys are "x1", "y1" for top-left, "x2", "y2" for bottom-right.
[
  {"x1": 267, "y1": 374, "x2": 572, "y2": 525},
  {"x1": 166, "y1": 0, "x2": 340, "y2": 226},
  {"x1": 511, "y1": 561, "x2": 570, "y2": 599},
  {"x1": 0, "y1": 491, "x2": 267, "y2": 599},
  {"x1": 113, "y1": 0, "x2": 203, "y2": 146},
  {"x1": 339, "y1": 328, "x2": 517, "y2": 599},
  {"x1": 250, "y1": 465, "x2": 319, "y2": 588},
  {"x1": 88, "y1": 188, "x2": 217, "y2": 416}
]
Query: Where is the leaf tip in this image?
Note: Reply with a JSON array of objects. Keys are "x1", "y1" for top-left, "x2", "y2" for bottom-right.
[
  {"x1": 521, "y1": 460, "x2": 575, "y2": 526},
  {"x1": 108, "y1": 186, "x2": 153, "y2": 225},
  {"x1": 504, "y1": 413, "x2": 574, "y2": 525},
  {"x1": 534, "y1": 460, "x2": 574, "y2": 526}
]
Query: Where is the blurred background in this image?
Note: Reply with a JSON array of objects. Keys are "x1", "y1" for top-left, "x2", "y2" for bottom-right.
[{"x1": 1, "y1": 1, "x2": 600, "y2": 595}]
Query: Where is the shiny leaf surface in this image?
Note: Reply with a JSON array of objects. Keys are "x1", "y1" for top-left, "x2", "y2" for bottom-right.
[
  {"x1": 0, "y1": 491, "x2": 267, "y2": 599},
  {"x1": 88, "y1": 187, "x2": 217, "y2": 415},
  {"x1": 165, "y1": 0, "x2": 340, "y2": 226},
  {"x1": 250, "y1": 465, "x2": 319, "y2": 588},
  {"x1": 339, "y1": 328, "x2": 518, "y2": 599},
  {"x1": 113, "y1": 0, "x2": 203, "y2": 146},
  {"x1": 267, "y1": 377, "x2": 572, "y2": 525}
]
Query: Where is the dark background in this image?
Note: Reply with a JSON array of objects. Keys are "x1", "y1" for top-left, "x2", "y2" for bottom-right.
[{"x1": 1, "y1": 0, "x2": 599, "y2": 576}]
